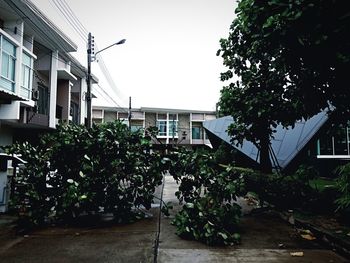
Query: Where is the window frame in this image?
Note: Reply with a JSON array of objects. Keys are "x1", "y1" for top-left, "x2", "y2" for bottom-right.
[
  {"x1": 0, "y1": 35, "x2": 17, "y2": 92},
  {"x1": 20, "y1": 51, "x2": 33, "y2": 99}
]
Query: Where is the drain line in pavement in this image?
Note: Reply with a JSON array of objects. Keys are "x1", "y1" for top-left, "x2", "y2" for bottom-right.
[{"x1": 153, "y1": 172, "x2": 166, "y2": 263}]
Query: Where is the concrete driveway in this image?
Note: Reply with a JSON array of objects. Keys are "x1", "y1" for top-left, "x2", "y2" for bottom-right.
[{"x1": 0, "y1": 175, "x2": 348, "y2": 263}]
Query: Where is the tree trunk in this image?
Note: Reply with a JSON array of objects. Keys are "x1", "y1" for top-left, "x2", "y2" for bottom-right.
[{"x1": 259, "y1": 130, "x2": 272, "y2": 174}]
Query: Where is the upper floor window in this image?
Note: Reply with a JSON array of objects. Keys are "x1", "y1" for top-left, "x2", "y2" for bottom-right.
[
  {"x1": 0, "y1": 36, "x2": 16, "y2": 92},
  {"x1": 169, "y1": 120, "x2": 178, "y2": 137},
  {"x1": 192, "y1": 122, "x2": 203, "y2": 140},
  {"x1": 156, "y1": 120, "x2": 167, "y2": 136},
  {"x1": 21, "y1": 52, "x2": 33, "y2": 99},
  {"x1": 156, "y1": 113, "x2": 178, "y2": 137}
]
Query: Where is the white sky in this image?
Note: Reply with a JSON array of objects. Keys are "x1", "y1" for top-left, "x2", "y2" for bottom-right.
[{"x1": 31, "y1": 0, "x2": 237, "y2": 111}]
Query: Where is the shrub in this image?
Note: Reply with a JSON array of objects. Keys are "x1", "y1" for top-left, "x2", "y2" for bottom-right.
[
  {"x1": 169, "y1": 148, "x2": 246, "y2": 245},
  {"x1": 3, "y1": 121, "x2": 168, "y2": 227},
  {"x1": 335, "y1": 163, "x2": 350, "y2": 212}
]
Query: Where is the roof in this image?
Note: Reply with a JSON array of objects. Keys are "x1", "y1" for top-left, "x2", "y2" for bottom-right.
[
  {"x1": 92, "y1": 106, "x2": 217, "y2": 114},
  {"x1": 4, "y1": 0, "x2": 77, "y2": 52},
  {"x1": 203, "y1": 111, "x2": 329, "y2": 169},
  {"x1": 140, "y1": 107, "x2": 216, "y2": 114}
]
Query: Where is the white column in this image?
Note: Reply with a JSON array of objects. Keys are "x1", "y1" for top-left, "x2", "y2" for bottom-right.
[
  {"x1": 190, "y1": 113, "x2": 193, "y2": 144},
  {"x1": 79, "y1": 79, "x2": 87, "y2": 125},
  {"x1": 49, "y1": 51, "x2": 58, "y2": 128},
  {"x1": 166, "y1": 112, "x2": 169, "y2": 144}
]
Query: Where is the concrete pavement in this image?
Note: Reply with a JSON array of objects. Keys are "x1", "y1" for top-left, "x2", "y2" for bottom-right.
[
  {"x1": 157, "y1": 175, "x2": 348, "y2": 263},
  {"x1": 0, "y1": 174, "x2": 348, "y2": 262}
]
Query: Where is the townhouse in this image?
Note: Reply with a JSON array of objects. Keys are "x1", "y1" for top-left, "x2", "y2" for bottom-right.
[
  {"x1": 0, "y1": 0, "x2": 93, "y2": 147},
  {"x1": 92, "y1": 106, "x2": 216, "y2": 147}
]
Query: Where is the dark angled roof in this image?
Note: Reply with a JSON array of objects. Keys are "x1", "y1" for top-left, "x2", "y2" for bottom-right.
[{"x1": 203, "y1": 111, "x2": 328, "y2": 169}]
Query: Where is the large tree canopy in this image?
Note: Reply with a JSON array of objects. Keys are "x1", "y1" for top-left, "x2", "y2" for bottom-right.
[{"x1": 217, "y1": 0, "x2": 350, "y2": 173}]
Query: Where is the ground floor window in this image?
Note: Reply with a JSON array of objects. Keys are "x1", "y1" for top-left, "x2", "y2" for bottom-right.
[{"x1": 317, "y1": 124, "x2": 350, "y2": 156}]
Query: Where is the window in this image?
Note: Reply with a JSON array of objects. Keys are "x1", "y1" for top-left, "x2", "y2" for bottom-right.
[
  {"x1": 157, "y1": 121, "x2": 167, "y2": 136},
  {"x1": 131, "y1": 125, "x2": 143, "y2": 132},
  {"x1": 169, "y1": 121, "x2": 178, "y2": 137},
  {"x1": 0, "y1": 36, "x2": 16, "y2": 92},
  {"x1": 317, "y1": 124, "x2": 350, "y2": 155},
  {"x1": 192, "y1": 122, "x2": 203, "y2": 140},
  {"x1": 192, "y1": 126, "x2": 202, "y2": 139},
  {"x1": 168, "y1": 113, "x2": 178, "y2": 137},
  {"x1": 20, "y1": 52, "x2": 33, "y2": 99},
  {"x1": 37, "y1": 85, "x2": 49, "y2": 115},
  {"x1": 156, "y1": 113, "x2": 178, "y2": 137},
  {"x1": 70, "y1": 101, "x2": 79, "y2": 124}
]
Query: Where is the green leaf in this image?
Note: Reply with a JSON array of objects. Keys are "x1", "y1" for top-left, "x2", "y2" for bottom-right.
[
  {"x1": 218, "y1": 232, "x2": 228, "y2": 240},
  {"x1": 67, "y1": 179, "x2": 74, "y2": 184},
  {"x1": 186, "y1": 203, "x2": 194, "y2": 208}
]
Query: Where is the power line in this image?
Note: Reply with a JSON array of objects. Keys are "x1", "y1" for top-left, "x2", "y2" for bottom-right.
[
  {"x1": 59, "y1": 0, "x2": 89, "y2": 35},
  {"x1": 50, "y1": 0, "x2": 87, "y2": 43},
  {"x1": 50, "y1": 0, "x2": 126, "y2": 108},
  {"x1": 4, "y1": 0, "x2": 75, "y2": 54},
  {"x1": 95, "y1": 84, "x2": 128, "y2": 113}
]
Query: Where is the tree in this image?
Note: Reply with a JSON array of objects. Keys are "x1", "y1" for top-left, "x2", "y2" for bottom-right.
[{"x1": 217, "y1": 0, "x2": 350, "y2": 173}]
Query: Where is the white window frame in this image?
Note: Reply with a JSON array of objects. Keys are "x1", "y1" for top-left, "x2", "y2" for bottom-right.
[
  {"x1": 0, "y1": 35, "x2": 16, "y2": 92},
  {"x1": 20, "y1": 51, "x2": 33, "y2": 99}
]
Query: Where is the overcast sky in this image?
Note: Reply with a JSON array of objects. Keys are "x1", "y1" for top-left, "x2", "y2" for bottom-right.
[{"x1": 31, "y1": 0, "x2": 237, "y2": 111}]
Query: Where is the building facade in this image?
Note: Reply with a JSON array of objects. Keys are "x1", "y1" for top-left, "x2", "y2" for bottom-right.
[
  {"x1": 0, "y1": 0, "x2": 93, "y2": 147},
  {"x1": 0, "y1": 0, "x2": 100, "y2": 212},
  {"x1": 92, "y1": 106, "x2": 216, "y2": 147}
]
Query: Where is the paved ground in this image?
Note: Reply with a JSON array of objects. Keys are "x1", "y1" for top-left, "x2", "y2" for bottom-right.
[
  {"x1": 0, "y1": 174, "x2": 348, "y2": 263},
  {"x1": 157, "y1": 176, "x2": 348, "y2": 262}
]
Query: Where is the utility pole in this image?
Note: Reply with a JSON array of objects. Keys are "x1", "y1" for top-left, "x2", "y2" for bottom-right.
[
  {"x1": 86, "y1": 34, "x2": 125, "y2": 128},
  {"x1": 86, "y1": 32, "x2": 94, "y2": 128},
  {"x1": 172, "y1": 114, "x2": 175, "y2": 147},
  {"x1": 128, "y1": 96, "x2": 131, "y2": 129}
]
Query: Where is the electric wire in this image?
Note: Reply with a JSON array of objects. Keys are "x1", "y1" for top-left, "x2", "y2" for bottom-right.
[
  {"x1": 50, "y1": 0, "x2": 126, "y2": 107},
  {"x1": 50, "y1": 0, "x2": 87, "y2": 43},
  {"x1": 3, "y1": 0, "x2": 75, "y2": 53},
  {"x1": 96, "y1": 84, "x2": 128, "y2": 113},
  {"x1": 59, "y1": 0, "x2": 89, "y2": 35},
  {"x1": 5, "y1": 0, "x2": 126, "y2": 110}
]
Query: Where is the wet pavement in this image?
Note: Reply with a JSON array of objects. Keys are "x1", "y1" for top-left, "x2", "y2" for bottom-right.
[{"x1": 0, "y1": 174, "x2": 348, "y2": 262}]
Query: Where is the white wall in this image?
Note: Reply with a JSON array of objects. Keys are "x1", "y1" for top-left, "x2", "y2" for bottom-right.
[
  {"x1": 0, "y1": 102, "x2": 20, "y2": 120},
  {"x1": 56, "y1": 80, "x2": 71, "y2": 122},
  {"x1": 49, "y1": 51, "x2": 58, "y2": 128}
]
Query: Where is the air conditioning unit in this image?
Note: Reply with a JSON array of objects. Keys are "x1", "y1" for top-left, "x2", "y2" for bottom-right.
[{"x1": 32, "y1": 90, "x2": 39, "y2": 101}]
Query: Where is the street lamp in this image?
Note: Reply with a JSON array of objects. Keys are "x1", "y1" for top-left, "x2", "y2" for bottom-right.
[{"x1": 86, "y1": 32, "x2": 126, "y2": 128}]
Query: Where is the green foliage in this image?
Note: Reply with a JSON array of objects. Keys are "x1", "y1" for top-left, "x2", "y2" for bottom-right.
[
  {"x1": 169, "y1": 148, "x2": 246, "y2": 245},
  {"x1": 3, "y1": 121, "x2": 168, "y2": 227},
  {"x1": 217, "y1": 0, "x2": 350, "y2": 172},
  {"x1": 245, "y1": 170, "x2": 314, "y2": 209},
  {"x1": 172, "y1": 197, "x2": 241, "y2": 246},
  {"x1": 335, "y1": 163, "x2": 350, "y2": 211}
]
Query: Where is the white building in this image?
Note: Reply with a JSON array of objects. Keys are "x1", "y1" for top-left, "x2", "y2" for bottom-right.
[
  {"x1": 0, "y1": 0, "x2": 97, "y2": 212},
  {"x1": 0, "y1": 0, "x2": 94, "y2": 147},
  {"x1": 92, "y1": 106, "x2": 216, "y2": 147}
]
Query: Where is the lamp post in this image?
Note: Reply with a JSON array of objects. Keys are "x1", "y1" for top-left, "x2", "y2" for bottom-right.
[{"x1": 86, "y1": 32, "x2": 126, "y2": 128}]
